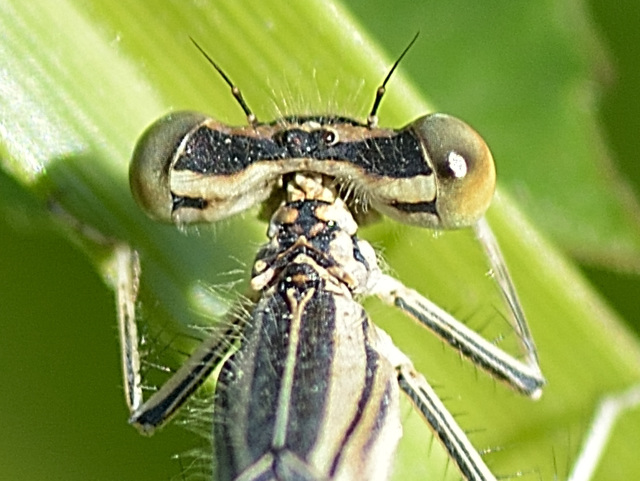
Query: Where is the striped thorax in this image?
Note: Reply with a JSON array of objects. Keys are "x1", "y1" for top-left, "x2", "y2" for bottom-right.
[{"x1": 215, "y1": 173, "x2": 401, "y2": 481}]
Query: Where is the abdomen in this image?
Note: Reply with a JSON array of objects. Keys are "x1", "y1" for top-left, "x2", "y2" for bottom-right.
[{"x1": 214, "y1": 281, "x2": 401, "y2": 481}]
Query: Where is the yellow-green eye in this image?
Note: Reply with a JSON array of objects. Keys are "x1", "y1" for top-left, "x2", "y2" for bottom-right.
[
  {"x1": 130, "y1": 112, "x2": 208, "y2": 222},
  {"x1": 410, "y1": 113, "x2": 496, "y2": 228}
]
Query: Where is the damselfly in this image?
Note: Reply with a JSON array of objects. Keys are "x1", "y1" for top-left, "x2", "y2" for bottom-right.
[{"x1": 119, "y1": 36, "x2": 545, "y2": 481}]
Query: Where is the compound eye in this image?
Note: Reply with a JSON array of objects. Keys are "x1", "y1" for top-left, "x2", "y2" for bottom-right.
[
  {"x1": 130, "y1": 112, "x2": 208, "y2": 222},
  {"x1": 411, "y1": 113, "x2": 496, "y2": 228}
]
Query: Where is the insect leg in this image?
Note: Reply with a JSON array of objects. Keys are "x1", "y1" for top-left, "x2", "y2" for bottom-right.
[
  {"x1": 567, "y1": 384, "x2": 640, "y2": 481},
  {"x1": 371, "y1": 272, "x2": 545, "y2": 398},
  {"x1": 112, "y1": 244, "x2": 245, "y2": 435},
  {"x1": 113, "y1": 244, "x2": 143, "y2": 415},
  {"x1": 373, "y1": 326, "x2": 498, "y2": 481},
  {"x1": 473, "y1": 216, "x2": 540, "y2": 369}
]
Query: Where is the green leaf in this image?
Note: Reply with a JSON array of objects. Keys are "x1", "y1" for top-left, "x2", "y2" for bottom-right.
[
  {"x1": 347, "y1": 1, "x2": 640, "y2": 272},
  {"x1": 1, "y1": 1, "x2": 639, "y2": 481}
]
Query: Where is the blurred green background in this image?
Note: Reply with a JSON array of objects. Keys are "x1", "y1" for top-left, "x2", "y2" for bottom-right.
[{"x1": 1, "y1": 1, "x2": 639, "y2": 480}]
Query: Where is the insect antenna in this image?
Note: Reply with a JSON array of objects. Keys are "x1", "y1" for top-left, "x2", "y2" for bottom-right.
[
  {"x1": 190, "y1": 37, "x2": 258, "y2": 127},
  {"x1": 367, "y1": 31, "x2": 419, "y2": 128}
]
